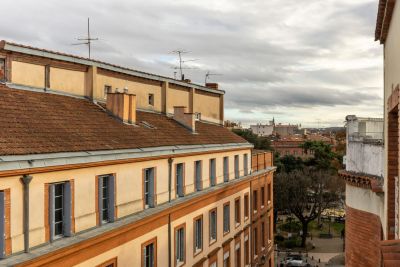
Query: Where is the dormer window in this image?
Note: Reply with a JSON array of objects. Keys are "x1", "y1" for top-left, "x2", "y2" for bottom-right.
[
  {"x1": 195, "y1": 112, "x2": 201, "y2": 121},
  {"x1": 148, "y1": 94, "x2": 154, "y2": 106},
  {"x1": 0, "y1": 58, "x2": 5, "y2": 81},
  {"x1": 104, "y1": 85, "x2": 112, "y2": 99}
]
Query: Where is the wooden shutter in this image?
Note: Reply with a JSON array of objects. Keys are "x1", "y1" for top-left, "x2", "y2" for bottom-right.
[
  {"x1": 210, "y1": 159, "x2": 216, "y2": 186},
  {"x1": 195, "y1": 162, "x2": 202, "y2": 191},
  {"x1": 177, "y1": 165, "x2": 184, "y2": 197},
  {"x1": 63, "y1": 182, "x2": 72, "y2": 237},
  {"x1": 0, "y1": 191, "x2": 4, "y2": 258},
  {"x1": 108, "y1": 175, "x2": 116, "y2": 222},
  {"x1": 98, "y1": 176, "x2": 103, "y2": 224},
  {"x1": 49, "y1": 184, "x2": 55, "y2": 241}
]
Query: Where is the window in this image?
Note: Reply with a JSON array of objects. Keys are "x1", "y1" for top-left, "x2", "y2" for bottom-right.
[
  {"x1": 209, "y1": 260, "x2": 217, "y2": 267},
  {"x1": 261, "y1": 222, "x2": 265, "y2": 249},
  {"x1": 98, "y1": 175, "x2": 115, "y2": 224},
  {"x1": 0, "y1": 59, "x2": 5, "y2": 81},
  {"x1": 176, "y1": 163, "x2": 184, "y2": 198},
  {"x1": 235, "y1": 242, "x2": 241, "y2": 267},
  {"x1": 223, "y1": 157, "x2": 229, "y2": 182},
  {"x1": 148, "y1": 94, "x2": 154, "y2": 106},
  {"x1": 194, "y1": 161, "x2": 202, "y2": 191},
  {"x1": 209, "y1": 158, "x2": 216, "y2": 187},
  {"x1": 223, "y1": 203, "x2": 230, "y2": 234},
  {"x1": 253, "y1": 190, "x2": 258, "y2": 213},
  {"x1": 253, "y1": 228, "x2": 258, "y2": 258},
  {"x1": 267, "y1": 183, "x2": 271, "y2": 204},
  {"x1": 194, "y1": 216, "x2": 203, "y2": 254},
  {"x1": 261, "y1": 186, "x2": 265, "y2": 208},
  {"x1": 142, "y1": 238, "x2": 157, "y2": 267},
  {"x1": 144, "y1": 168, "x2": 155, "y2": 209},
  {"x1": 234, "y1": 155, "x2": 239, "y2": 178},
  {"x1": 104, "y1": 85, "x2": 112, "y2": 99},
  {"x1": 269, "y1": 215, "x2": 272, "y2": 242},
  {"x1": 234, "y1": 198, "x2": 240, "y2": 226},
  {"x1": 49, "y1": 182, "x2": 72, "y2": 240},
  {"x1": 96, "y1": 257, "x2": 118, "y2": 267},
  {"x1": 244, "y1": 235, "x2": 249, "y2": 265},
  {"x1": 209, "y1": 209, "x2": 217, "y2": 243},
  {"x1": 175, "y1": 225, "x2": 185, "y2": 266},
  {"x1": 244, "y1": 194, "x2": 249, "y2": 220},
  {"x1": 223, "y1": 250, "x2": 230, "y2": 267},
  {"x1": 243, "y1": 154, "x2": 248, "y2": 176}
]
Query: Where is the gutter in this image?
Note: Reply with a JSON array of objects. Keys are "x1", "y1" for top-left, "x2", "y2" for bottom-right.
[
  {"x1": 20, "y1": 175, "x2": 32, "y2": 253},
  {"x1": 0, "y1": 143, "x2": 253, "y2": 173}
]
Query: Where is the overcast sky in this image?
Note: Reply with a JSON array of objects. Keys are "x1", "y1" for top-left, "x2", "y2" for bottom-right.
[{"x1": 1, "y1": 0, "x2": 383, "y2": 127}]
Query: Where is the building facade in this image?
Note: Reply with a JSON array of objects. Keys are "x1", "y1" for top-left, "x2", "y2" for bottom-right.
[
  {"x1": 250, "y1": 123, "x2": 274, "y2": 137},
  {"x1": 0, "y1": 42, "x2": 275, "y2": 266},
  {"x1": 339, "y1": 116, "x2": 384, "y2": 267}
]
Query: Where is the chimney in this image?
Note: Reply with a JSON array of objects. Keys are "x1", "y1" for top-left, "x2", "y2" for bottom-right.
[
  {"x1": 106, "y1": 92, "x2": 136, "y2": 124},
  {"x1": 173, "y1": 106, "x2": 196, "y2": 133},
  {"x1": 205, "y1": 83, "x2": 219, "y2": 90}
]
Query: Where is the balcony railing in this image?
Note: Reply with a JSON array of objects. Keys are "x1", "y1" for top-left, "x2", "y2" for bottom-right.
[{"x1": 252, "y1": 151, "x2": 273, "y2": 172}]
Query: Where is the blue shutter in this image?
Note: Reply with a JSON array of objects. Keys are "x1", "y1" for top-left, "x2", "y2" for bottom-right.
[
  {"x1": 98, "y1": 176, "x2": 103, "y2": 225},
  {"x1": 108, "y1": 175, "x2": 116, "y2": 222},
  {"x1": 49, "y1": 184, "x2": 55, "y2": 241},
  {"x1": 196, "y1": 162, "x2": 202, "y2": 191},
  {"x1": 0, "y1": 191, "x2": 4, "y2": 258},
  {"x1": 63, "y1": 182, "x2": 72, "y2": 237},
  {"x1": 149, "y1": 169, "x2": 155, "y2": 208}
]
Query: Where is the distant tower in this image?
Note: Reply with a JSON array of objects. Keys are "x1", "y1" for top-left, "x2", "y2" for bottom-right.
[{"x1": 272, "y1": 117, "x2": 275, "y2": 126}]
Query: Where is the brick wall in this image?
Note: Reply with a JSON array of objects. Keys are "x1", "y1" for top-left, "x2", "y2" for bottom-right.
[
  {"x1": 387, "y1": 108, "x2": 398, "y2": 239},
  {"x1": 345, "y1": 205, "x2": 382, "y2": 267}
]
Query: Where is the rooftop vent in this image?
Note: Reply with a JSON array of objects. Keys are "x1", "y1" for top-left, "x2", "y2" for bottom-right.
[{"x1": 106, "y1": 92, "x2": 136, "y2": 124}]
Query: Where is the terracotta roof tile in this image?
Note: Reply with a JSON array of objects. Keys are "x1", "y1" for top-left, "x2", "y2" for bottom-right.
[{"x1": 0, "y1": 85, "x2": 247, "y2": 156}]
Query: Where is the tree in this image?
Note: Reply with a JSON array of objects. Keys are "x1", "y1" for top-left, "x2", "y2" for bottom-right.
[
  {"x1": 275, "y1": 168, "x2": 341, "y2": 247},
  {"x1": 232, "y1": 129, "x2": 271, "y2": 150}
]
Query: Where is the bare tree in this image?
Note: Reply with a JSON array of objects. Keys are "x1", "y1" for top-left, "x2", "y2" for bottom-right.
[{"x1": 275, "y1": 168, "x2": 342, "y2": 247}]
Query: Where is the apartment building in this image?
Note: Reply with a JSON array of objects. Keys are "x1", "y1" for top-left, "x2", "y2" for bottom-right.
[
  {"x1": 0, "y1": 41, "x2": 275, "y2": 266},
  {"x1": 339, "y1": 116, "x2": 384, "y2": 266}
]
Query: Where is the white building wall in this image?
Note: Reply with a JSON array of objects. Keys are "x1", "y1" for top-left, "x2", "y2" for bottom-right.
[{"x1": 346, "y1": 142, "x2": 384, "y2": 177}]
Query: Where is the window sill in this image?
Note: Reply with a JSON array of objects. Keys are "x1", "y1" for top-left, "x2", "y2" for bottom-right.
[
  {"x1": 194, "y1": 248, "x2": 203, "y2": 257},
  {"x1": 235, "y1": 222, "x2": 241, "y2": 228},
  {"x1": 209, "y1": 239, "x2": 217, "y2": 246}
]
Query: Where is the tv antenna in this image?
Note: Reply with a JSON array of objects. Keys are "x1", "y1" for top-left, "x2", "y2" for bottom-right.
[
  {"x1": 171, "y1": 50, "x2": 198, "y2": 80},
  {"x1": 72, "y1": 18, "x2": 98, "y2": 59},
  {"x1": 205, "y1": 71, "x2": 223, "y2": 84}
]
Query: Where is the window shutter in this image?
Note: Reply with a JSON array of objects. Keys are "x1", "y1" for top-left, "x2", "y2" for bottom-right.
[
  {"x1": 211, "y1": 160, "x2": 216, "y2": 186},
  {"x1": 98, "y1": 176, "x2": 103, "y2": 225},
  {"x1": 0, "y1": 191, "x2": 4, "y2": 258},
  {"x1": 196, "y1": 162, "x2": 201, "y2": 191},
  {"x1": 49, "y1": 184, "x2": 55, "y2": 241},
  {"x1": 108, "y1": 175, "x2": 116, "y2": 222},
  {"x1": 177, "y1": 165, "x2": 183, "y2": 197},
  {"x1": 149, "y1": 169, "x2": 154, "y2": 208},
  {"x1": 63, "y1": 182, "x2": 72, "y2": 237}
]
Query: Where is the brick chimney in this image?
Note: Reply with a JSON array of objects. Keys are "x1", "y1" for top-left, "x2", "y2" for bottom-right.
[
  {"x1": 173, "y1": 106, "x2": 196, "y2": 133},
  {"x1": 205, "y1": 83, "x2": 219, "y2": 90},
  {"x1": 106, "y1": 92, "x2": 136, "y2": 124}
]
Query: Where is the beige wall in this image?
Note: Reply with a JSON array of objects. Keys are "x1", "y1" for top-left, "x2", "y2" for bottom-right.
[
  {"x1": 75, "y1": 187, "x2": 250, "y2": 267},
  {"x1": 383, "y1": 2, "x2": 400, "y2": 240},
  {"x1": 11, "y1": 61, "x2": 45, "y2": 88},
  {"x1": 194, "y1": 91, "x2": 221, "y2": 124},
  {"x1": 2, "y1": 148, "x2": 251, "y2": 255},
  {"x1": 167, "y1": 85, "x2": 190, "y2": 114},
  {"x1": 96, "y1": 74, "x2": 162, "y2": 112},
  {"x1": 50, "y1": 67, "x2": 86, "y2": 96}
]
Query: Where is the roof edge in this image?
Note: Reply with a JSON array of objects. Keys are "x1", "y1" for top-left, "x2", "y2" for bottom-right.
[{"x1": 375, "y1": 0, "x2": 397, "y2": 43}]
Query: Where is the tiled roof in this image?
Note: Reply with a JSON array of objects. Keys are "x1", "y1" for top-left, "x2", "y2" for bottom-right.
[{"x1": 0, "y1": 85, "x2": 247, "y2": 156}]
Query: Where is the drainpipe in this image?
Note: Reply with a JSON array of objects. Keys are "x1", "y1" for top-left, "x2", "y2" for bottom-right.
[
  {"x1": 20, "y1": 174, "x2": 33, "y2": 253},
  {"x1": 168, "y1": 158, "x2": 174, "y2": 267},
  {"x1": 250, "y1": 179, "x2": 254, "y2": 266}
]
